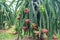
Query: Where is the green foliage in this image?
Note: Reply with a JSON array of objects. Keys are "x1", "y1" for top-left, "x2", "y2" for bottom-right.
[
  {"x1": 0, "y1": 32, "x2": 15, "y2": 40},
  {"x1": 56, "y1": 34, "x2": 60, "y2": 40}
]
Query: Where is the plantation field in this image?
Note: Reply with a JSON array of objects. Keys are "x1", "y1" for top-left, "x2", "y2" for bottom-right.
[{"x1": 0, "y1": 0, "x2": 60, "y2": 40}]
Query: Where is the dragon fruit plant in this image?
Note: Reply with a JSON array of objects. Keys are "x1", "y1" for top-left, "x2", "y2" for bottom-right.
[
  {"x1": 11, "y1": 0, "x2": 60, "y2": 40},
  {"x1": 0, "y1": 0, "x2": 60, "y2": 40}
]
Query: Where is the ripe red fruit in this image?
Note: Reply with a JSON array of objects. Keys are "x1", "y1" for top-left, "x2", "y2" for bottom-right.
[
  {"x1": 33, "y1": 23, "x2": 36, "y2": 28},
  {"x1": 17, "y1": 15, "x2": 20, "y2": 20},
  {"x1": 13, "y1": 31, "x2": 17, "y2": 35},
  {"x1": 52, "y1": 34, "x2": 57, "y2": 40},
  {"x1": 42, "y1": 28, "x2": 48, "y2": 33},
  {"x1": 33, "y1": 27, "x2": 37, "y2": 29},
  {"x1": 35, "y1": 31, "x2": 39, "y2": 35},
  {"x1": 33, "y1": 23, "x2": 36, "y2": 27},
  {"x1": 18, "y1": 13, "x2": 21, "y2": 16},
  {"x1": 32, "y1": 23, "x2": 37, "y2": 29},
  {"x1": 22, "y1": 26, "x2": 27, "y2": 31},
  {"x1": 25, "y1": 19, "x2": 30, "y2": 23},
  {"x1": 24, "y1": 8, "x2": 29, "y2": 13}
]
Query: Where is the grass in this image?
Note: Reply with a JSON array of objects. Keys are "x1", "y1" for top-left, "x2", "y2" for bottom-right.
[
  {"x1": 0, "y1": 32, "x2": 60, "y2": 40},
  {"x1": 0, "y1": 32, "x2": 16, "y2": 40}
]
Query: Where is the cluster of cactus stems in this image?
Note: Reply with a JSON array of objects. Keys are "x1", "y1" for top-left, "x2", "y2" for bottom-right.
[{"x1": 0, "y1": 0, "x2": 60, "y2": 40}]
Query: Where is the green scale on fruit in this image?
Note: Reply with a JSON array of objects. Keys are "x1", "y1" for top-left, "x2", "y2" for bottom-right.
[
  {"x1": 43, "y1": 33, "x2": 48, "y2": 40},
  {"x1": 42, "y1": 28, "x2": 48, "y2": 40}
]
